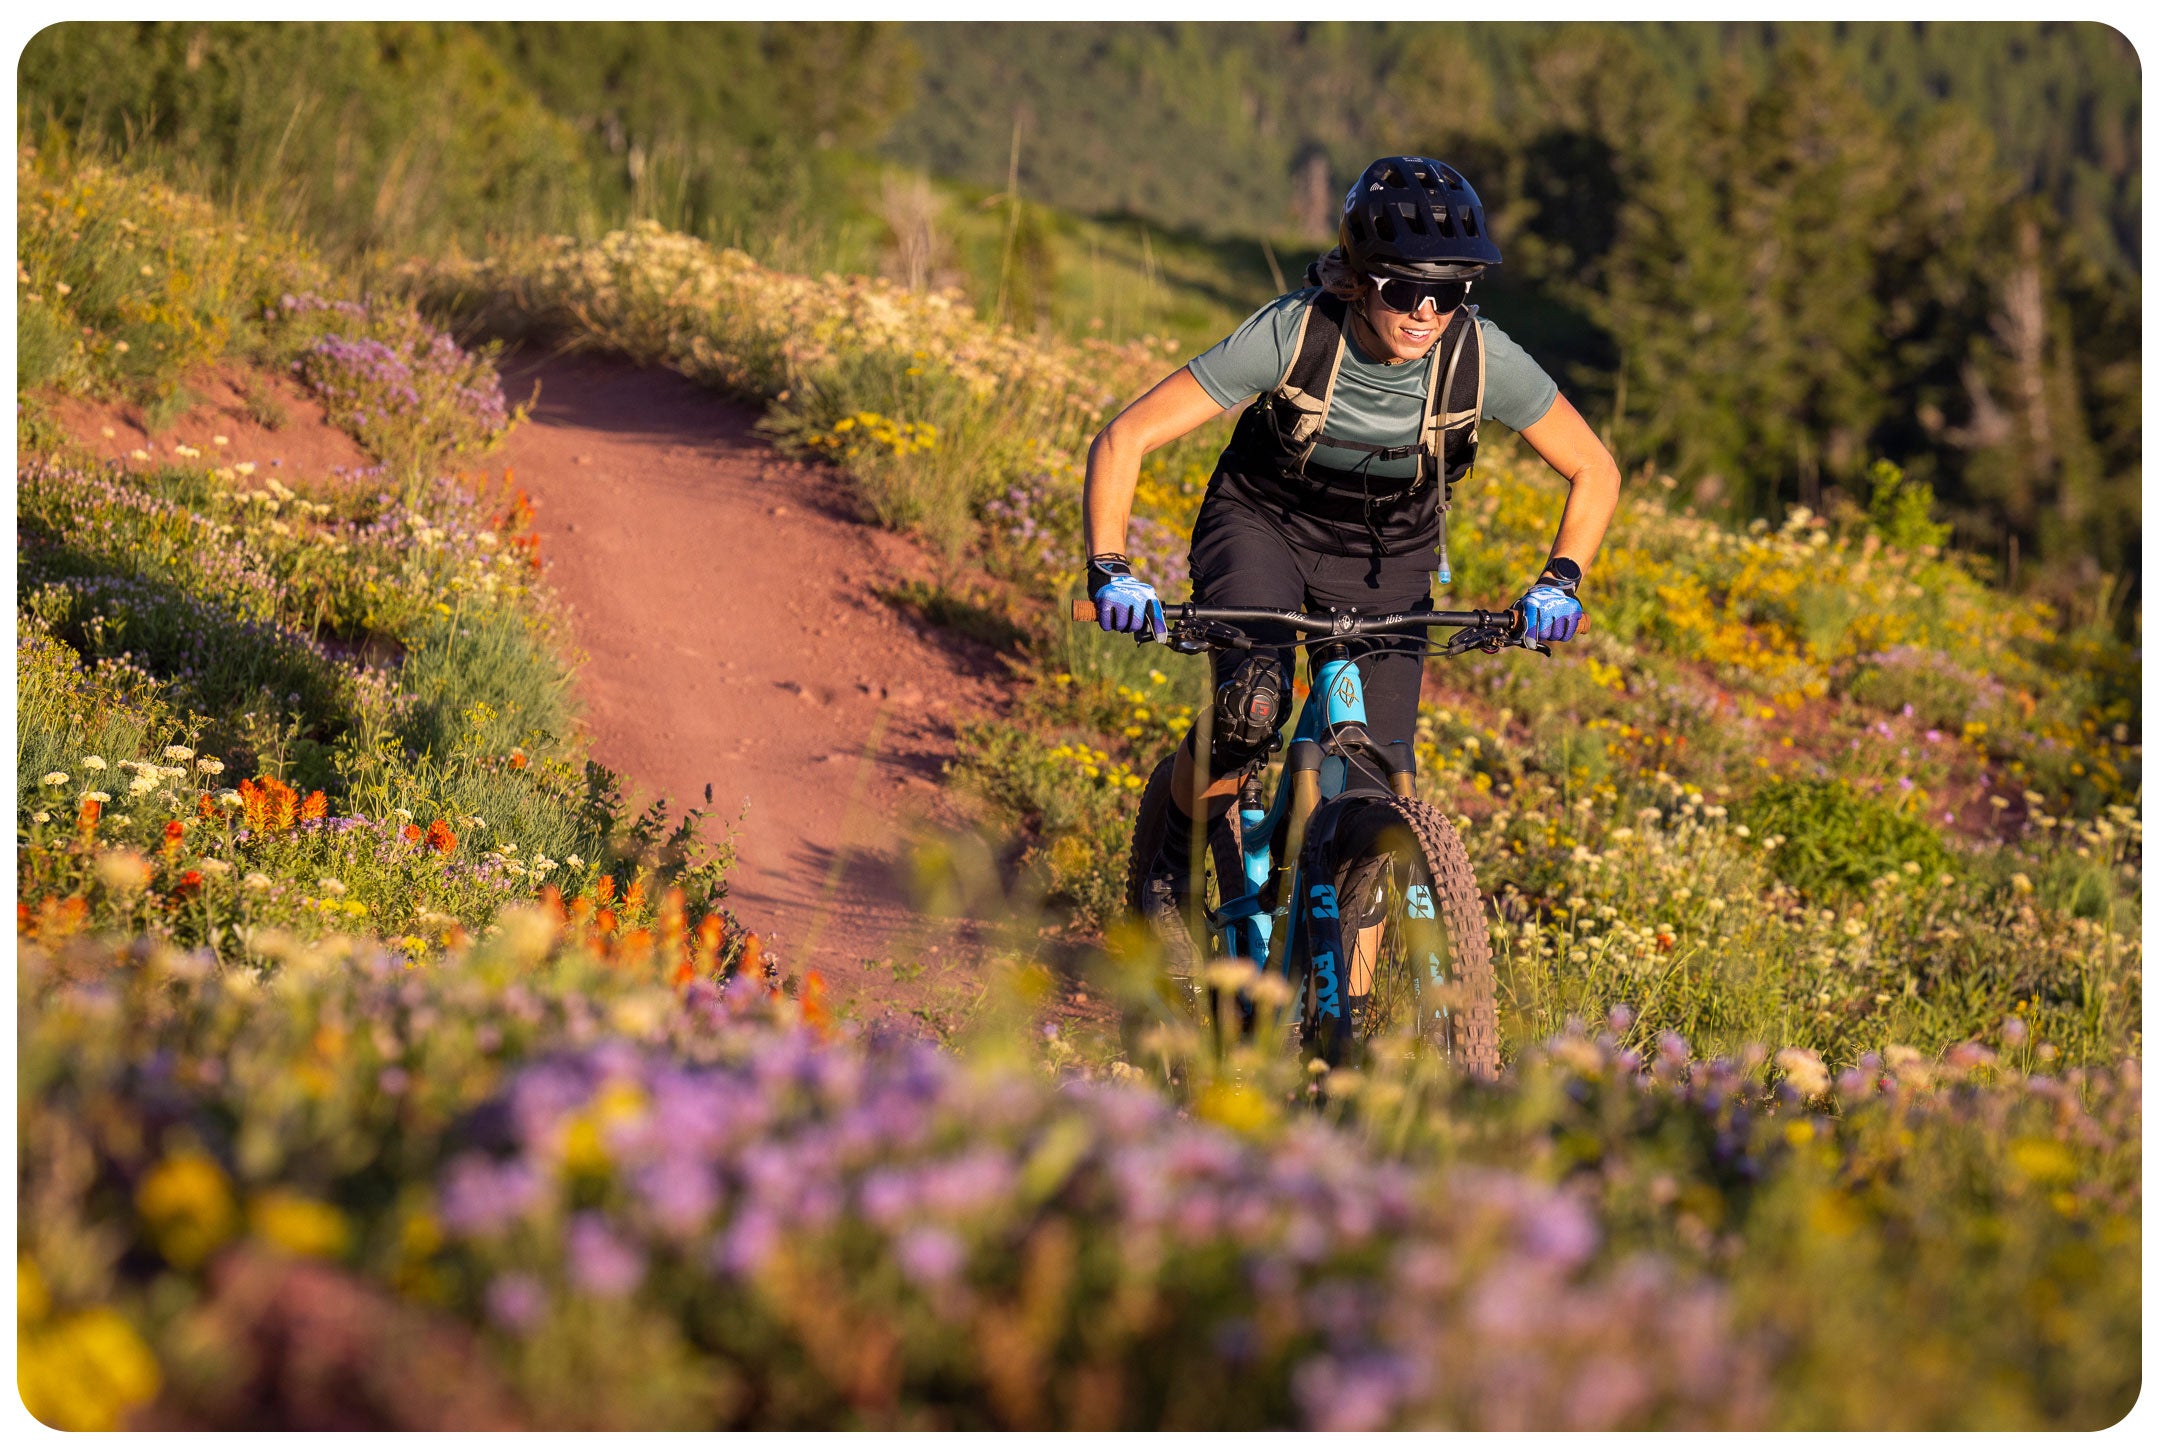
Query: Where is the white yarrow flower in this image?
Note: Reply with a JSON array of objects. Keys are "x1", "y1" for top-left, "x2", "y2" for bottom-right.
[
  {"x1": 319, "y1": 877, "x2": 348, "y2": 896},
  {"x1": 164, "y1": 745, "x2": 196, "y2": 761},
  {"x1": 41, "y1": 772, "x2": 68, "y2": 787},
  {"x1": 82, "y1": 790, "x2": 112, "y2": 804},
  {"x1": 82, "y1": 755, "x2": 107, "y2": 771}
]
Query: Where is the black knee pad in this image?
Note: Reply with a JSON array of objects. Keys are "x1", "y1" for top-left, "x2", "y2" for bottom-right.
[{"x1": 1207, "y1": 655, "x2": 1287, "y2": 772}]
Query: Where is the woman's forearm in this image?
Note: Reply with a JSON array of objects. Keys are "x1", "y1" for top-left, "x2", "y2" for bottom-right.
[
  {"x1": 1517, "y1": 392, "x2": 1622, "y2": 573},
  {"x1": 1082, "y1": 426, "x2": 1143, "y2": 558},
  {"x1": 1548, "y1": 456, "x2": 1621, "y2": 570}
]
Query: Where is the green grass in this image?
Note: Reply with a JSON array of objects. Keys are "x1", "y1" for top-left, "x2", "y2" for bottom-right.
[{"x1": 16, "y1": 152, "x2": 736, "y2": 966}]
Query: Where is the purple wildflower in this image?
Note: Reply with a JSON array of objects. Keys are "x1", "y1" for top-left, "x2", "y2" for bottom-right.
[
  {"x1": 717, "y1": 1207, "x2": 780, "y2": 1276},
  {"x1": 566, "y1": 1213, "x2": 645, "y2": 1297},
  {"x1": 1293, "y1": 1353, "x2": 1415, "y2": 1431},
  {"x1": 485, "y1": 1272, "x2": 548, "y2": 1333},
  {"x1": 438, "y1": 1156, "x2": 545, "y2": 1239},
  {"x1": 894, "y1": 1225, "x2": 966, "y2": 1288},
  {"x1": 1518, "y1": 1194, "x2": 1599, "y2": 1267},
  {"x1": 634, "y1": 1157, "x2": 719, "y2": 1236}
]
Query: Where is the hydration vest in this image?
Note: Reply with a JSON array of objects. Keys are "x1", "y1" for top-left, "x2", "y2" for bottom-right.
[{"x1": 1222, "y1": 291, "x2": 1485, "y2": 576}]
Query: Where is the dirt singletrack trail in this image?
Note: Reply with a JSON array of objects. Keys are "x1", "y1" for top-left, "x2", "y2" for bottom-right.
[{"x1": 494, "y1": 351, "x2": 1009, "y2": 1026}]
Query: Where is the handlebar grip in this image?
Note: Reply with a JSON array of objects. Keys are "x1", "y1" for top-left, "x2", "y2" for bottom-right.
[{"x1": 1070, "y1": 599, "x2": 1099, "y2": 623}]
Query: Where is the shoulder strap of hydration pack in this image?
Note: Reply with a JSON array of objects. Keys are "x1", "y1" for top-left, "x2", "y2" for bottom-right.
[
  {"x1": 1419, "y1": 304, "x2": 1484, "y2": 474},
  {"x1": 1426, "y1": 305, "x2": 1485, "y2": 585},
  {"x1": 1270, "y1": 292, "x2": 1350, "y2": 480}
]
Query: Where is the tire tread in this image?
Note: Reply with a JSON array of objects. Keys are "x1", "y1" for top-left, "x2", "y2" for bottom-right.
[{"x1": 1297, "y1": 792, "x2": 1498, "y2": 1079}]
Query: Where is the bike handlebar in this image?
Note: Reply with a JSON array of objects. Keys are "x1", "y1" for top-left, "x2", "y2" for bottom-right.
[{"x1": 1068, "y1": 598, "x2": 1521, "y2": 638}]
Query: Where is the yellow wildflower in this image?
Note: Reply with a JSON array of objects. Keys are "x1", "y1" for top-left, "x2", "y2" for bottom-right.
[
  {"x1": 19, "y1": 1254, "x2": 51, "y2": 1323},
  {"x1": 19, "y1": 1307, "x2": 162, "y2": 1429},
  {"x1": 247, "y1": 1189, "x2": 353, "y2": 1259},
  {"x1": 136, "y1": 1151, "x2": 237, "y2": 1267}
]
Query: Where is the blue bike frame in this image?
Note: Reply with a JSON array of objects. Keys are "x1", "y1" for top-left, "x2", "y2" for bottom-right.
[{"x1": 1214, "y1": 655, "x2": 1370, "y2": 973}]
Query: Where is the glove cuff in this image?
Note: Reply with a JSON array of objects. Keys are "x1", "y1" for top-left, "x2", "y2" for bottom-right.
[{"x1": 1087, "y1": 553, "x2": 1134, "y2": 594}]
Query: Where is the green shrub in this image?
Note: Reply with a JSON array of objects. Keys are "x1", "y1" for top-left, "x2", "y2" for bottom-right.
[
  {"x1": 16, "y1": 148, "x2": 323, "y2": 406},
  {"x1": 16, "y1": 298, "x2": 82, "y2": 392},
  {"x1": 1842, "y1": 646, "x2": 1985, "y2": 728},
  {"x1": 1866, "y1": 457, "x2": 1953, "y2": 553},
  {"x1": 951, "y1": 718, "x2": 1145, "y2": 930},
  {"x1": 1738, "y1": 778, "x2": 1955, "y2": 897},
  {"x1": 16, "y1": 624, "x2": 193, "y2": 810}
]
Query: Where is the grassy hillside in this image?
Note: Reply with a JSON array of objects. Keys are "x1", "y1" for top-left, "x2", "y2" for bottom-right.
[
  {"x1": 15, "y1": 149, "x2": 738, "y2": 968},
  {"x1": 16, "y1": 153, "x2": 2142, "y2": 1428}
]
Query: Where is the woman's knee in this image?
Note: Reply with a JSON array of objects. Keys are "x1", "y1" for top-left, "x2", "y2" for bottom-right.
[{"x1": 1205, "y1": 651, "x2": 1290, "y2": 771}]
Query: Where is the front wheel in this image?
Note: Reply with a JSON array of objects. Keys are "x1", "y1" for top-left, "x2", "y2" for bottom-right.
[{"x1": 1291, "y1": 793, "x2": 1499, "y2": 1079}]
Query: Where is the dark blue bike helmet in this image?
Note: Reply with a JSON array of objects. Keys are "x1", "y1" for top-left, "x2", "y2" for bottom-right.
[{"x1": 1339, "y1": 156, "x2": 1502, "y2": 280}]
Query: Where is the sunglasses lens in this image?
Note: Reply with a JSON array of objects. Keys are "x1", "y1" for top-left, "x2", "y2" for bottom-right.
[{"x1": 1376, "y1": 278, "x2": 1468, "y2": 313}]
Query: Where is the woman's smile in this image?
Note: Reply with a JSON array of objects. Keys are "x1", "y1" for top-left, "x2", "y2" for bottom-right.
[{"x1": 1358, "y1": 299, "x2": 1453, "y2": 364}]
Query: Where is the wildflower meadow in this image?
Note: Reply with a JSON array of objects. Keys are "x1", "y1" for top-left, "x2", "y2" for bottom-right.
[{"x1": 15, "y1": 142, "x2": 2143, "y2": 1429}]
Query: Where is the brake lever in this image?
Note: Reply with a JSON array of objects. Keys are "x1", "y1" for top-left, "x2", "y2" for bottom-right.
[
  {"x1": 1162, "y1": 620, "x2": 1251, "y2": 655},
  {"x1": 1439, "y1": 626, "x2": 1496, "y2": 657},
  {"x1": 1442, "y1": 609, "x2": 1550, "y2": 658},
  {"x1": 1442, "y1": 623, "x2": 1515, "y2": 657}
]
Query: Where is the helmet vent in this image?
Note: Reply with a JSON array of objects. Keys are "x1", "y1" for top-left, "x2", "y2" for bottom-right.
[
  {"x1": 1377, "y1": 162, "x2": 1407, "y2": 188},
  {"x1": 1402, "y1": 202, "x2": 1428, "y2": 235},
  {"x1": 1374, "y1": 209, "x2": 1398, "y2": 242},
  {"x1": 1459, "y1": 207, "x2": 1479, "y2": 237}
]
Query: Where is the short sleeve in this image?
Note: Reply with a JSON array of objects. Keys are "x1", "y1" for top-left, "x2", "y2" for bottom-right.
[
  {"x1": 1477, "y1": 316, "x2": 1560, "y2": 432},
  {"x1": 1186, "y1": 291, "x2": 1314, "y2": 410}
]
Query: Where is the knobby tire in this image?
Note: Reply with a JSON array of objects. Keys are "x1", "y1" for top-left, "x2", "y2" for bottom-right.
[{"x1": 1295, "y1": 793, "x2": 1499, "y2": 1080}]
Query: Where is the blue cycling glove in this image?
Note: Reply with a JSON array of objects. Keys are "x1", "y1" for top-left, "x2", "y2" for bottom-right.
[
  {"x1": 1515, "y1": 559, "x2": 1585, "y2": 643},
  {"x1": 1087, "y1": 553, "x2": 1166, "y2": 641}
]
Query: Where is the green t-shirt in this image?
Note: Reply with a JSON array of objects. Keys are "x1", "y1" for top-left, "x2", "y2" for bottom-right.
[{"x1": 1186, "y1": 288, "x2": 1560, "y2": 479}]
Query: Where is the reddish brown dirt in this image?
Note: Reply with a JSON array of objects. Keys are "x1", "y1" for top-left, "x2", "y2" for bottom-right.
[
  {"x1": 37, "y1": 362, "x2": 376, "y2": 487},
  {"x1": 38, "y1": 353, "x2": 1031, "y2": 1033},
  {"x1": 492, "y1": 351, "x2": 1010, "y2": 1027}
]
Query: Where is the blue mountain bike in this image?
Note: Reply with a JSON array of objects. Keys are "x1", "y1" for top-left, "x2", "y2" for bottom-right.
[{"x1": 1078, "y1": 600, "x2": 1544, "y2": 1079}]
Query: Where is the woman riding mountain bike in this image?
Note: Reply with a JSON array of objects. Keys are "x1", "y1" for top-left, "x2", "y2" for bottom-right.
[{"x1": 1082, "y1": 156, "x2": 1622, "y2": 1034}]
